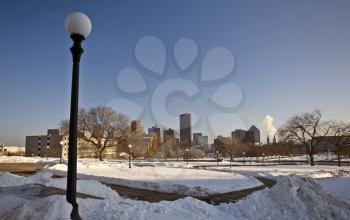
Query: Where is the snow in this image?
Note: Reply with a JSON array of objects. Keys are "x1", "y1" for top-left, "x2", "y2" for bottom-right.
[
  {"x1": 47, "y1": 160, "x2": 262, "y2": 196},
  {"x1": 206, "y1": 165, "x2": 350, "y2": 179},
  {"x1": 0, "y1": 155, "x2": 59, "y2": 163},
  {"x1": 0, "y1": 172, "x2": 52, "y2": 187},
  {"x1": 217, "y1": 175, "x2": 350, "y2": 220},
  {"x1": 2, "y1": 175, "x2": 350, "y2": 220},
  {"x1": 0, "y1": 171, "x2": 119, "y2": 199},
  {"x1": 318, "y1": 176, "x2": 350, "y2": 205}
]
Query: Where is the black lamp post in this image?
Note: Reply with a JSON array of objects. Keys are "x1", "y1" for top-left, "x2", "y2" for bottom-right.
[
  {"x1": 65, "y1": 12, "x2": 91, "y2": 220},
  {"x1": 243, "y1": 152, "x2": 246, "y2": 166},
  {"x1": 216, "y1": 150, "x2": 219, "y2": 166},
  {"x1": 186, "y1": 148, "x2": 189, "y2": 164},
  {"x1": 129, "y1": 144, "x2": 132, "y2": 168}
]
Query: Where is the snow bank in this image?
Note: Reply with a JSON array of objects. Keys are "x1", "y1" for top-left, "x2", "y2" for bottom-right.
[
  {"x1": 0, "y1": 172, "x2": 51, "y2": 187},
  {"x1": 0, "y1": 171, "x2": 119, "y2": 199},
  {"x1": 218, "y1": 175, "x2": 350, "y2": 220},
  {"x1": 48, "y1": 177, "x2": 119, "y2": 199},
  {"x1": 3, "y1": 175, "x2": 350, "y2": 220},
  {"x1": 318, "y1": 176, "x2": 350, "y2": 204},
  {"x1": 47, "y1": 161, "x2": 262, "y2": 196},
  {"x1": 1, "y1": 195, "x2": 72, "y2": 220}
]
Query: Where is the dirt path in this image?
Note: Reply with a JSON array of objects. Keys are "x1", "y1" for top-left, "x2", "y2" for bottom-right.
[{"x1": 0, "y1": 163, "x2": 44, "y2": 176}]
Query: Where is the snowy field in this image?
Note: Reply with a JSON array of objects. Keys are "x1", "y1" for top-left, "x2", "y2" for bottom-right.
[
  {"x1": 0, "y1": 155, "x2": 59, "y2": 163},
  {"x1": 1, "y1": 156, "x2": 350, "y2": 219},
  {"x1": 47, "y1": 160, "x2": 262, "y2": 196},
  {"x1": 206, "y1": 164, "x2": 350, "y2": 179},
  {"x1": 0, "y1": 172, "x2": 349, "y2": 220}
]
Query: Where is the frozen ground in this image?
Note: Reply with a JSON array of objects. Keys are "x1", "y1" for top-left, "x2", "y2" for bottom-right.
[
  {"x1": 1, "y1": 173, "x2": 349, "y2": 220},
  {"x1": 47, "y1": 160, "x2": 262, "y2": 196}
]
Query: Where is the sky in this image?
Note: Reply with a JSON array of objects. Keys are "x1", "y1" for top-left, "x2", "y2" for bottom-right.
[{"x1": 1, "y1": 0, "x2": 350, "y2": 146}]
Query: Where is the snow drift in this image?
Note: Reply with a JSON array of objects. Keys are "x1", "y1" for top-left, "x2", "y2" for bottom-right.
[{"x1": 2, "y1": 175, "x2": 350, "y2": 220}]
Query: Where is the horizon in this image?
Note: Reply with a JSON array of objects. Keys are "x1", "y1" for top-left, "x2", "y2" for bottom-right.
[{"x1": 1, "y1": 0, "x2": 350, "y2": 146}]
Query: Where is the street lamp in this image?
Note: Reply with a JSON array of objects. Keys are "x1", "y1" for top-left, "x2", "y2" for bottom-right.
[
  {"x1": 129, "y1": 144, "x2": 132, "y2": 168},
  {"x1": 46, "y1": 145, "x2": 50, "y2": 160},
  {"x1": 243, "y1": 152, "x2": 246, "y2": 166},
  {"x1": 230, "y1": 154, "x2": 234, "y2": 168},
  {"x1": 65, "y1": 11, "x2": 92, "y2": 220},
  {"x1": 262, "y1": 153, "x2": 265, "y2": 163},
  {"x1": 216, "y1": 150, "x2": 220, "y2": 166},
  {"x1": 186, "y1": 148, "x2": 189, "y2": 164}
]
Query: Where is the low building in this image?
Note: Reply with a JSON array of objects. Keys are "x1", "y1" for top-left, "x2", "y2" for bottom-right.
[
  {"x1": 25, "y1": 129, "x2": 62, "y2": 157},
  {"x1": 231, "y1": 125, "x2": 260, "y2": 145}
]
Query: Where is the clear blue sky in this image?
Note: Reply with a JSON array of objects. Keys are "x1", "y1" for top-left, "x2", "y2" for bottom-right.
[{"x1": 1, "y1": 0, "x2": 350, "y2": 146}]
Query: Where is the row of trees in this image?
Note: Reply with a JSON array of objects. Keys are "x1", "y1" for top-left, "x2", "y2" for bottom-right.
[
  {"x1": 278, "y1": 109, "x2": 350, "y2": 166},
  {"x1": 213, "y1": 109, "x2": 350, "y2": 166},
  {"x1": 214, "y1": 138, "x2": 294, "y2": 158}
]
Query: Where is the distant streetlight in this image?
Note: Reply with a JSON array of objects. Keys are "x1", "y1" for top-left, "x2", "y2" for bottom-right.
[
  {"x1": 129, "y1": 144, "x2": 132, "y2": 168},
  {"x1": 243, "y1": 152, "x2": 246, "y2": 166},
  {"x1": 65, "y1": 11, "x2": 92, "y2": 220},
  {"x1": 186, "y1": 148, "x2": 189, "y2": 164},
  {"x1": 216, "y1": 150, "x2": 220, "y2": 166},
  {"x1": 46, "y1": 145, "x2": 50, "y2": 160},
  {"x1": 262, "y1": 153, "x2": 265, "y2": 163},
  {"x1": 230, "y1": 154, "x2": 234, "y2": 168}
]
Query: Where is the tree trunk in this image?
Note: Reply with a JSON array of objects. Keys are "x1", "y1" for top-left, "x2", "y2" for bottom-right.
[
  {"x1": 337, "y1": 152, "x2": 341, "y2": 167},
  {"x1": 309, "y1": 153, "x2": 314, "y2": 166},
  {"x1": 98, "y1": 151, "x2": 103, "y2": 161}
]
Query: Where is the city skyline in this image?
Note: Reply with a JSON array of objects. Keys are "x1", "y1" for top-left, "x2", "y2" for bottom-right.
[{"x1": 1, "y1": 0, "x2": 350, "y2": 146}]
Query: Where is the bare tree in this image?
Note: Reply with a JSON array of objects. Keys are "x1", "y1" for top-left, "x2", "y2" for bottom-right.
[
  {"x1": 278, "y1": 109, "x2": 331, "y2": 166},
  {"x1": 329, "y1": 121, "x2": 350, "y2": 166},
  {"x1": 60, "y1": 106, "x2": 129, "y2": 161}
]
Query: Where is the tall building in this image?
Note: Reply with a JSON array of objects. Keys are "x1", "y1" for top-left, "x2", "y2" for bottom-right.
[
  {"x1": 231, "y1": 129, "x2": 247, "y2": 141},
  {"x1": 163, "y1": 128, "x2": 175, "y2": 146},
  {"x1": 248, "y1": 125, "x2": 260, "y2": 144},
  {"x1": 180, "y1": 113, "x2": 191, "y2": 148},
  {"x1": 193, "y1": 133, "x2": 202, "y2": 146},
  {"x1": 25, "y1": 129, "x2": 62, "y2": 157},
  {"x1": 231, "y1": 125, "x2": 260, "y2": 144},
  {"x1": 131, "y1": 120, "x2": 142, "y2": 136},
  {"x1": 267, "y1": 136, "x2": 270, "y2": 145},
  {"x1": 148, "y1": 125, "x2": 161, "y2": 151},
  {"x1": 273, "y1": 134, "x2": 277, "y2": 144}
]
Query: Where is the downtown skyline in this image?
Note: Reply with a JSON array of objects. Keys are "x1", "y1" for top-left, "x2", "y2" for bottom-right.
[{"x1": 1, "y1": 0, "x2": 350, "y2": 146}]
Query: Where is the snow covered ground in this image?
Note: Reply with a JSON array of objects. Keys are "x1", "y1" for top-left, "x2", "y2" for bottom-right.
[
  {"x1": 0, "y1": 155, "x2": 59, "y2": 163},
  {"x1": 1, "y1": 173, "x2": 349, "y2": 220},
  {"x1": 318, "y1": 176, "x2": 350, "y2": 204},
  {"x1": 47, "y1": 160, "x2": 262, "y2": 196},
  {"x1": 0, "y1": 171, "x2": 119, "y2": 215},
  {"x1": 1, "y1": 156, "x2": 350, "y2": 219},
  {"x1": 206, "y1": 165, "x2": 350, "y2": 179}
]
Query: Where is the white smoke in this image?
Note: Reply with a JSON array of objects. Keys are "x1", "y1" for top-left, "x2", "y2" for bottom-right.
[{"x1": 263, "y1": 115, "x2": 277, "y2": 137}]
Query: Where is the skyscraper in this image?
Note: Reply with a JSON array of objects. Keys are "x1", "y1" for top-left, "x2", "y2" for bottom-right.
[
  {"x1": 148, "y1": 125, "x2": 161, "y2": 149},
  {"x1": 248, "y1": 125, "x2": 260, "y2": 144},
  {"x1": 163, "y1": 128, "x2": 175, "y2": 146},
  {"x1": 193, "y1": 133, "x2": 202, "y2": 146},
  {"x1": 180, "y1": 113, "x2": 191, "y2": 148}
]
